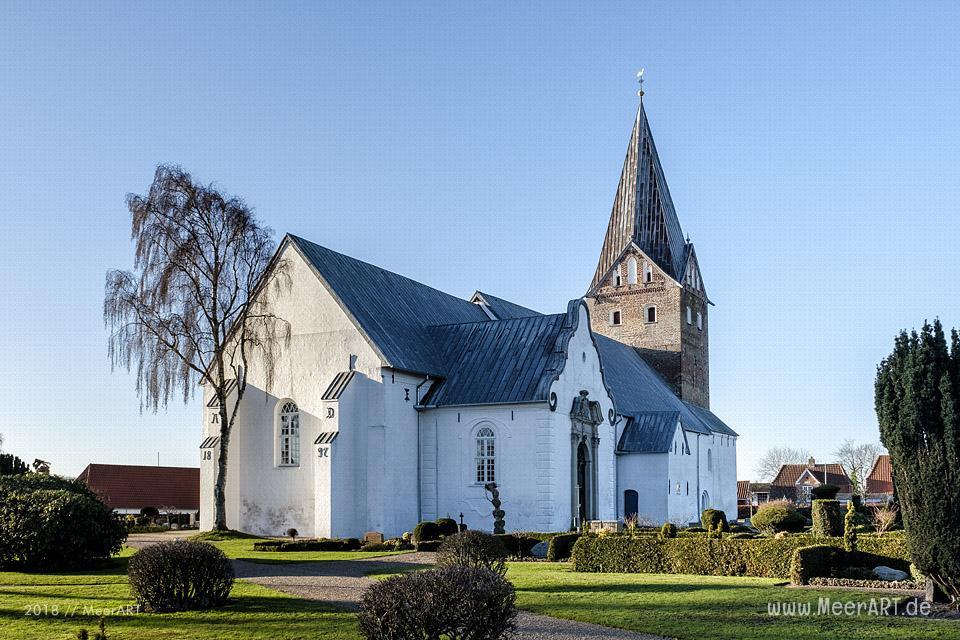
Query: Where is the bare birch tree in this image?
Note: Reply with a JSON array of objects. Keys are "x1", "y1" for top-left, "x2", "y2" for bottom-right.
[
  {"x1": 105, "y1": 165, "x2": 288, "y2": 530},
  {"x1": 833, "y1": 439, "x2": 883, "y2": 497},
  {"x1": 754, "y1": 446, "x2": 811, "y2": 482}
]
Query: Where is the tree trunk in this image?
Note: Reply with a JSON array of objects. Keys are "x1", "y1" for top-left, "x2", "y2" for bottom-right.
[
  {"x1": 926, "y1": 576, "x2": 951, "y2": 604},
  {"x1": 214, "y1": 404, "x2": 231, "y2": 531}
]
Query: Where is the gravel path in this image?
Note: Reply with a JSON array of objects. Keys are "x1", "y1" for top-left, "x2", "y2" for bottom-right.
[
  {"x1": 128, "y1": 535, "x2": 663, "y2": 639},
  {"x1": 236, "y1": 553, "x2": 665, "y2": 640}
]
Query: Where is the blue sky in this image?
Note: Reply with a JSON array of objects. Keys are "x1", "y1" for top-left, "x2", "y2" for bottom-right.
[{"x1": 2, "y1": 2, "x2": 959, "y2": 479}]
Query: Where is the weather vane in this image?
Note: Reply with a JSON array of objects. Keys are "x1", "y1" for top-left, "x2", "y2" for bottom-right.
[{"x1": 637, "y1": 68, "x2": 645, "y2": 100}]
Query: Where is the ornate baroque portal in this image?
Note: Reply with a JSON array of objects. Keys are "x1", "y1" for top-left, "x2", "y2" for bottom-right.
[{"x1": 570, "y1": 390, "x2": 603, "y2": 529}]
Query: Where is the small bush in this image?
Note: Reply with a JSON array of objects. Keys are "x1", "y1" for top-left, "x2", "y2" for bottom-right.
[
  {"x1": 413, "y1": 521, "x2": 441, "y2": 542},
  {"x1": 700, "y1": 509, "x2": 729, "y2": 533},
  {"x1": 286, "y1": 527, "x2": 298, "y2": 540},
  {"x1": 437, "y1": 531, "x2": 508, "y2": 575},
  {"x1": 358, "y1": 566, "x2": 517, "y2": 640},
  {"x1": 811, "y1": 484, "x2": 840, "y2": 500},
  {"x1": 750, "y1": 500, "x2": 806, "y2": 534},
  {"x1": 127, "y1": 540, "x2": 234, "y2": 612},
  {"x1": 435, "y1": 517, "x2": 459, "y2": 537},
  {"x1": 660, "y1": 523, "x2": 677, "y2": 539},
  {"x1": 252, "y1": 540, "x2": 283, "y2": 551},
  {"x1": 361, "y1": 541, "x2": 395, "y2": 552},
  {"x1": 547, "y1": 533, "x2": 580, "y2": 561},
  {"x1": 811, "y1": 500, "x2": 843, "y2": 537},
  {"x1": 0, "y1": 474, "x2": 127, "y2": 570}
]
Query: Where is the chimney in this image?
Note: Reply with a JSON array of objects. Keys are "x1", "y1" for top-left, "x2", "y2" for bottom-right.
[{"x1": 807, "y1": 457, "x2": 816, "y2": 469}]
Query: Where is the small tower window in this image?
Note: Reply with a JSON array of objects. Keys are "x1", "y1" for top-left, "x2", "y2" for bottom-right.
[
  {"x1": 686, "y1": 306, "x2": 692, "y2": 325},
  {"x1": 645, "y1": 306, "x2": 657, "y2": 323},
  {"x1": 613, "y1": 271, "x2": 622, "y2": 287},
  {"x1": 610, "y1": 310, "x2": 622, "y2": 326},
  {"x1": 626, "y1": 257, "x2": 638, "y2": 284},
  {"x1": 697, "y1": 312, "x2": 703, "y2": 331},
  {"x1": 644, "y1": 264, "x2": 653, "y2": 283}
]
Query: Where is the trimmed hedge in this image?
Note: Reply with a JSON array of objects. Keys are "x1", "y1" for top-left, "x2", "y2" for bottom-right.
[
  {"x1": 413, "y1": 521, "x2": 441, "y2": 542},
  {"x1": 750, "y1": 502, "x2": 806, "y2": 534},
  {"x1": 547, "y1": 533, "x2": 581, "y2": 562},
  {"x1": 808, "y1": 577, "x2": 923, "y2": 590},
  {"x1": 790, "y1": 542, "x2": 914, "y2": 585},
  {"x1": 415, "y1": 540, "x2": 443, "y2": 552},
  {"x1": 494, "y1": 534, "x2": 543, "y2": 558},
  {"x1": 790, "y1": 545, "x2": 846, "y2": 585},
  {"x1": 571, "y1": 533, "x2": 910, "y2": 579},
  {"x1": 435, "y1": 518, "x2": 459, "y2": 537},
  {"x1": 811, "y1": 500, "x2": 843, "y2": 537},
  {"x1": 701, "y1": 509, "x2": 729, "y2": 533},
  {"x1": 252, "y1": 538, "x2": 361, "y2": 552}
]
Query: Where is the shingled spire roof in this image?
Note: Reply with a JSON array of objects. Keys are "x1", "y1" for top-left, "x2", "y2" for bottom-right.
[{"x1": 591, "y1": 103, "x2": 688, "y2": 290}]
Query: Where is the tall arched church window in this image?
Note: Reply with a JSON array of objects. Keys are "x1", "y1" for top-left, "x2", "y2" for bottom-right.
[
  {"x1": 475, "y1": 426, "x2": 495, "y2": 483},
  {"x1": 626, "y1": 257, "x2": 638, "y2": 284},
  {"x1": 707, "y1": 448, "x2": 713, "y2": 472},
  {"x1": 279, "y1": 401, "x2": 300, "y2": 466}
]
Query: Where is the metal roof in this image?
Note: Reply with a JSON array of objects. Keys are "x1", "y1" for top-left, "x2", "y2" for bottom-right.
[
  {"x1": 591, "y1": 103, "x2": 689, "y2": 290},
  {"x1": 423, "y1": 301, "x2": 580, "y2": 407},
  {"x1": 290, "y1": 235, "x2": 489, "y2": 375},
  {"x1": 322, "y1": 371, "x2": 356, "y2": 400},
  {"x1": 594, "y1": 334, "x2": 736, "y2": 439},
  {"x1": 471, "y1": 291, "x2": 542, "y2": 320},
  {"x1": 617, "y1": 412, "x2": 681, "y2": 453}
]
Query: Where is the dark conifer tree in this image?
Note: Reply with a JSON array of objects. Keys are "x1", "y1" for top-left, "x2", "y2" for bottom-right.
[{"x1": 876, "y1": 320, "x2": 960, "y2": 601}]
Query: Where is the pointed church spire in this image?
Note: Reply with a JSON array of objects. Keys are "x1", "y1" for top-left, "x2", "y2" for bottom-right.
[{"x1": 590, "y1": 96, "x2": 688, "y2": 292}]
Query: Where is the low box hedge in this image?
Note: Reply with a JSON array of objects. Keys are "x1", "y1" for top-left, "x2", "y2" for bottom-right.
[
  {"x1": 571, "y1": 532, "x2": 910, "y2": 579},
  {"x1": 252, "y1": 537, "x2": 362, "y2": 552}
]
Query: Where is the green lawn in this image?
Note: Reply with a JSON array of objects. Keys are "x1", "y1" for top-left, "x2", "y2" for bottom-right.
[
  {"x1": 508, "y1": 563, "x2": 959, "y2": 640},
  {"x1": 189, "y1": 530, "x2": 408, "y2": 564},
  {"x1": 0, "y1": 555, "x2": 359, "y2": 640}
]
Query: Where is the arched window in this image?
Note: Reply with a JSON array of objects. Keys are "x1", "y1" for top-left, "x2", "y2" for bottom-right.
[
  {"x1": 279, "y1": 401, "x2": 300, "y2": 466},
  {"x1": 613, "y1": 267, "x2": 622, "y2": 287},
  {"x1": 686, "y1": 306, "x2": 692, "y2": 325},
  {"x1": 626, "y1": 257, "x2": 638, "y2": 284},
  {"x1": 707, "y1": 448, "x2": 713, "y2": 471},
  {"x1": 697, "y1": 312, "x2": 703, "y2": 331},
  {"x1": 475, "y1": 426, "x2": 495, "y2": 483},
  {"x1": 644, "y1": 264, "x2": 653, "y2": 283},
  {"x1": 701, "y1": 490, "x2": 710, "y2": 511}
]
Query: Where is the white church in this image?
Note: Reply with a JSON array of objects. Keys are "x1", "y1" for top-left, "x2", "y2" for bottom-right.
[{"x1": 199, "y1": 99, "x2": 738, "y2": 537}]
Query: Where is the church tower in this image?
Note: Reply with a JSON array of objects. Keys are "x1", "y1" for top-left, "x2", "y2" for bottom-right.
[{"x1": 586, "y1": 99, "x2": 711, "y2": 409}]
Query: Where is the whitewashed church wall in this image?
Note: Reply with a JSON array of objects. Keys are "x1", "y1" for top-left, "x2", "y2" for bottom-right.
[
  {"x1": 428, "y1": 404, "x2": 552, "y2": 534},
  {"x1": 617, "y1": 453, "x2": 668, "y2": 524},
  {"x1": 665, "y1": 427, "x2": 701, "y2": 525},
  {"x1": 200, "y1": 245, "x2": 383, "y2": 535}
]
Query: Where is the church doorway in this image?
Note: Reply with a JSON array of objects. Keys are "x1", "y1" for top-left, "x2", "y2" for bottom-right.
[
  {"x1": 577, "y1": 442, "x2": 590, "y2": 525},
  {"x1": 624, "y1": 489, "x2": 638, "y2": 520},
  {"x1": 701, "y1": 490, "x2": 710, "y2": 512}
]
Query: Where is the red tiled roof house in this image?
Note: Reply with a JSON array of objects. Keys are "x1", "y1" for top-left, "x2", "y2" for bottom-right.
[{"x1": 77, "y1": 464, "x2": 200, "y2": 524}]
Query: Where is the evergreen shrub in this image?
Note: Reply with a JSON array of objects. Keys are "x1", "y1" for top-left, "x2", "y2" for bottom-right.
[
  {"x1": 811, "y1": 500, "x2": 843, "y2": 537},
  {"x1": 127, "y1": 540, "x2": 233, "y2": 612}
]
